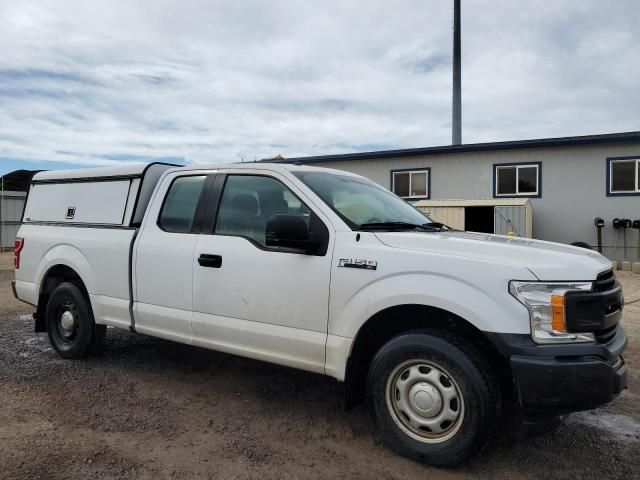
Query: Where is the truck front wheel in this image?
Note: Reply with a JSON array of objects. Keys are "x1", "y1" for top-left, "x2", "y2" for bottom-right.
[
  {"x1": 367, "y1": 330, "x2": 500, "y2": 467},
  {"x1": 46, "y1": 282, "x2": 103, "y2": 359}
]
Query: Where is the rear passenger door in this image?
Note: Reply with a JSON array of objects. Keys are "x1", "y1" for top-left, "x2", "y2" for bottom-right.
[
  {"x1": 191, "y1": 170, "x2": 334, "y2": 373},
  {"x1": 134, "y1": 172, "x2": 212, "y2": 343}
]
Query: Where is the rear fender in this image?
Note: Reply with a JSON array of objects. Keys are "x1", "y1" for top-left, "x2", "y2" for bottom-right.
[{"x1": 36, "y1": 244, "x2": 95, "y2": 295}]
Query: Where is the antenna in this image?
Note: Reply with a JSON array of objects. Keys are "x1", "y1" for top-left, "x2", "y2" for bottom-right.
[{"x1": 452, "y1": 0, "x2": 462, "y2": 145}]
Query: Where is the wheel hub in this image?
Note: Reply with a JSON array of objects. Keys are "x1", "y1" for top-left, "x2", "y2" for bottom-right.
[
  {"x1": 409, "y1": 382, "x2": 442, "y2": 417},
  {"x1": 60, "y1": 310, "x2": 75, "y2": 330},
  {"x1": 385, "y1": 360, "x2": 465, "y2": 444}
]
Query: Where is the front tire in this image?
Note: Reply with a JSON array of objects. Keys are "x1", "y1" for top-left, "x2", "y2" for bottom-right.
[
  {"x1": 368, "y1": 330, "x2": 500, "y2": 467},
  {"x1": 46, "y1": 282, "x2": 102, "y2": 359}
]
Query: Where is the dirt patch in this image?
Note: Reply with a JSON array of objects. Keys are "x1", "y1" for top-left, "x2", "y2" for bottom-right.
[{"x1": 1, "y1": 251, "x2": 639, "y2": 479}]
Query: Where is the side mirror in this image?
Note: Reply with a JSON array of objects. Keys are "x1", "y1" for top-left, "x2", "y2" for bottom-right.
[{"x1": 265, "y1": 214, "x2": 320, "y2": 253}]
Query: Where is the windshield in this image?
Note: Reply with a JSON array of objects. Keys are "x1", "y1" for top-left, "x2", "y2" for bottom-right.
[{"x1": 294, "y1": 171, "x2": 432, "y2": 229}]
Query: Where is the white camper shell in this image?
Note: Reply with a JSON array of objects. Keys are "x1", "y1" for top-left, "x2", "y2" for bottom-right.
[{"x1": 23, "y1": 163, "x2": 177, "y2": 227}]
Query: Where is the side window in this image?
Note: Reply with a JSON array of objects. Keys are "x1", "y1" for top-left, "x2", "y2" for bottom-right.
[
  {"x1": 494, "y1": 163, "x2": 540, "y2": 197},
  {"x1": 391, "y1": 169, "x2": 430, "y2": 199},
  {"x1": 214, "y1": 175, "x2": 312, "y2": 247},
  {"x1": 158, "y1": 176, "x2": 207, "y2": 233},
  {"x1": 608, "y1": 158, "x2": 640, "y2": 195}
]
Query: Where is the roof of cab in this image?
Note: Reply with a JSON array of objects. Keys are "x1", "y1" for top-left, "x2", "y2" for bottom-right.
[{"x1": 169, "y1": 162, "x2": 354, "y2": 175}]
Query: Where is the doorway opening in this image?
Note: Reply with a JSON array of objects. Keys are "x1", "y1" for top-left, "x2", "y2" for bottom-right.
[{"x1": 464, "y1": 206, "x2": 494, "y2": 234}]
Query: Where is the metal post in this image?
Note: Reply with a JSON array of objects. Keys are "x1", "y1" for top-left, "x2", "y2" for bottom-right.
[
  {"x1": 597, "y1": 225, "x2": 603, "y2": 254},
  {"x1": 452, "y1": 0, "x2": 462, "y2": 145}
]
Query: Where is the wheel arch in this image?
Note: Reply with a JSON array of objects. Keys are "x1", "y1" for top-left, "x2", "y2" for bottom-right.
[
  {"x1": 35, "y1": 264, "x2": 92, "y2": 332},
  {"x1": 343, "y1": 303, "x2": 513, "y2": 410}
]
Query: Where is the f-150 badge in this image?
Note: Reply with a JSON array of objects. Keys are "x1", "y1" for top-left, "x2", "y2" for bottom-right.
[{"x1": 338, "y1": 258, "x2": 377, "y2": 270}]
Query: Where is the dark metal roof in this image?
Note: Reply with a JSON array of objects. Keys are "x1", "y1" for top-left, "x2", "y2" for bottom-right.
[
  {"x1": 266, "y1": 131, "x2": 640, "y2": 165},
  {"x1": 0, "y1": 170, "x2": 41, "y2": 192}
]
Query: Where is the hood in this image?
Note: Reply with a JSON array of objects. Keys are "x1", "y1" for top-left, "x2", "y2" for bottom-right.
[{"x1": 374, "y1": 230, "x2": 612, "y2": 281}]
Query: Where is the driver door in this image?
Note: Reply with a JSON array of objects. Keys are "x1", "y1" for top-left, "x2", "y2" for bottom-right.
[{"x1": 191, "y1": 171, "x2": 334, "y2": 373}]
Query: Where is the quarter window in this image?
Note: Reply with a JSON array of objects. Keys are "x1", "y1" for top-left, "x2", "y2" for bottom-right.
[
  {"x1": 391, "y1": 169, "x2": 430, "y2": 199},
  {"x1": 494, "y1": 163, "x2": 540, "y2": 197},
  {"x1": 214, "y1": 175, "x2": 312, "y2": 247},
  {"x1": 158, "y1": 176, "x2": 207, "y2": 233},
  {"x1": 609, "y1": 158, "x2": 640, "y2": 194}
]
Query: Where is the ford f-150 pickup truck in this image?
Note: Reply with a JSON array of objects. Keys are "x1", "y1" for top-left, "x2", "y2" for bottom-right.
[{"x1": 12, "y1": 162, "x2": 627, "y2": 466}]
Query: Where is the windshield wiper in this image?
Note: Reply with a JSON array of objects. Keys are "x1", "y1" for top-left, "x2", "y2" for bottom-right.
[
  {"x1": 422, "y1": 222, "x2": 456, "y2": 231},
  {"x1": 358, "y1": 221, "x2": 456, "y2": 232},
  {"x1": 358, "y1": 222, "x2": 434, "y2": 231}
]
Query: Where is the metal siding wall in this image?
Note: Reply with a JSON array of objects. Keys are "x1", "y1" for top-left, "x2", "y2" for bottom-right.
[
  {"x1": 312, "y1": 140, "x2": 640, "y2": 260},
  {"x1": 494, "y1": 206, "x2": 528, "y2": 237},
  {"x1": 0, "y1": 191, "x2": 26, "y2": 249},
  {"x1": 1, "y1": 224, "x2": 20, "y2": 249}
]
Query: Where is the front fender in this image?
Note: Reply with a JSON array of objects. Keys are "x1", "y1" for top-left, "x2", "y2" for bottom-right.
[{"x1": 328, "y1": 271, "x2": 533, "y2": 339}]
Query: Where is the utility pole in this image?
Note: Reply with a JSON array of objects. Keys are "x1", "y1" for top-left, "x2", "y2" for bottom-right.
[{"x1": 452, "y1": 0, "x2": 462, "y2": 145}]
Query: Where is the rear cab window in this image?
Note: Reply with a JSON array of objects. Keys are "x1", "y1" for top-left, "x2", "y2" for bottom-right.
[{"x1": 158, "y1": 176, "x2": 207, "y2": 233}]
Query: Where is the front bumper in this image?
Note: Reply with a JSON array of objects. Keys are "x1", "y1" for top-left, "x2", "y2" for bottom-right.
[{"x1": 486, "y1": 325, "x2": 628, "y2": 414}]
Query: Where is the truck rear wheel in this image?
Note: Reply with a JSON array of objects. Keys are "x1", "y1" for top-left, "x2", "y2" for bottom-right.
[
  {"x1": 46, "y1": 282, "x2": 103, "y2": 359},
  {"x1": 367, "y1": 330, "x2": 499, "y2": 467}
]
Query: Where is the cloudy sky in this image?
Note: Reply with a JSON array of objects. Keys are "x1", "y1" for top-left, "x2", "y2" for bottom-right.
[{"x1": 1, "y1": 0, "x2": 638, "y2": 175}]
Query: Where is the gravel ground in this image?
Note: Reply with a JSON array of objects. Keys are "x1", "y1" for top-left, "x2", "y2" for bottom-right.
[{"x1": 1, "y1": 251, "x2": 639, "y2": 479}]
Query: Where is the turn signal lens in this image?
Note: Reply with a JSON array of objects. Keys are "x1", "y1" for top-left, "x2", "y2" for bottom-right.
[{"x1": 551, "y1": 294, "x2": 566, "y2": 332}]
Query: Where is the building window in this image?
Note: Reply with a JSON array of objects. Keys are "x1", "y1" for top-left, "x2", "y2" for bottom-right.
[
  {"x1": 391, "y1": 169, "x2": 430, "y2": 199},
  {"x1": 494, "y1": 163, "x2": 541, "y2": 197},
  {"x1": 608, "y1": 157, "x2": 640, "y2": 195}
]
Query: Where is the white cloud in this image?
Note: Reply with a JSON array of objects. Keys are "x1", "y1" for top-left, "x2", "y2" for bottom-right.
[{"x1": 0, "y1": 0, "x2": 638, "y2": 170}]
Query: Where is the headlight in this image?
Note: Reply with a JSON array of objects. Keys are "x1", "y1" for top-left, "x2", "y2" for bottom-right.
[{"x1": 509, "y1": 281, "x2": 595, "y2": 344}]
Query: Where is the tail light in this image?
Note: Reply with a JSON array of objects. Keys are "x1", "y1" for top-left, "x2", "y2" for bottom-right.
[{"x1": 14, "y1": 237, "x2": 24, "y2": 269}]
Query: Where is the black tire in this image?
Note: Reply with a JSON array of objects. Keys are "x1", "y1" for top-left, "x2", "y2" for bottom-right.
[
  {"x1": 367, "y1": 330, "x2": 500, "y2": 467},
  {"x1": 571, "y1": 241, "x2": 592, "y2": 250},
  {"x1": 46, "y1": 282, "x2": 102, "y2": 359}
]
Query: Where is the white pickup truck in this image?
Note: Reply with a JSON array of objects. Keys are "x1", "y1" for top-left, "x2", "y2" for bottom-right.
[{"x1": 12, "y1": 162, "x2": 627, "y2": 466}]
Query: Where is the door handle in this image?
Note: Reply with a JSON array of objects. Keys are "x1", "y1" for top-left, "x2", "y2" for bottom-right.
[{"x1": 198, "y1": 254, "x2": 222, "y2": 268}]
